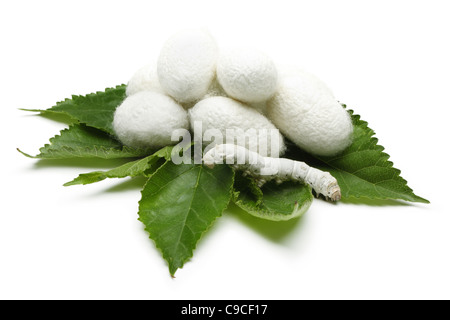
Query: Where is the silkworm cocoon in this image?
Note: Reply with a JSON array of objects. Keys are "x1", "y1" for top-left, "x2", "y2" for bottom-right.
[
  {"x1": 217, "y1": 47, "x2": 278, "y2": 104},
  {"x1": 189, "y1": 96, "x2": 286, "y2": 157},
  {"x1": 276, "y1": 64, "x2": 334, "y2": 98},
  {"x1": 113, "y1": 91, "x2": 189, "y2": 149},
  {"x1": 247, "y1": 101, "x2": 267, "y2": 115},
  {"x1": 266, "y1": 75, "x2": 353, "y2": 156},
  {"x1": 126, "y1": 63, "x2": 164, "y2": 96},
  {"x1": 157, "y1": 29, "x2": 218, "y2": 103},
  {"x1": 202, "y1": 78, "x2": 228, "y2": 100},
  {"x1": 181, "y1": 78, "x2": 228, "y2": 110}
]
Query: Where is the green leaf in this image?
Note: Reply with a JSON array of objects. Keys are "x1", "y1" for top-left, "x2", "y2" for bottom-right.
[
  {"x1": 63, "y1": 146, "x2": 174, "y2": 186},
  {"x1": 138, "y1": 162, "x2": 234, "y2": 276},
  {"x1": 285, "y1": 106, "x2": 429, "y2": 203},
  {"x1": 19, "y1": 123, "x2": 150, "y2": 159},
  {"x1": 233, "y1": 172, "x2": 313, "y2": 221},
  {"x1": 21, "y1": 85, "x2": 126, "y2": 135}
]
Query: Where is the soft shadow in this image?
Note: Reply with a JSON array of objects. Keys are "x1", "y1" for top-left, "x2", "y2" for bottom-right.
[
  {"x1": 340, "y1": 197, "x2": 412, "y2": 207},
  {"x1": 225, "y1": 202, "x2": 307, "y2": 243},
  {"x1": 102, "y1": 176, "x2": 148, "y2": 193},
  {"x1": 20, "y1": 110, "x2": 75, "y2": 125},
  {"x1": 32, "y1": 157, "x2": 136, "y2": 169}
]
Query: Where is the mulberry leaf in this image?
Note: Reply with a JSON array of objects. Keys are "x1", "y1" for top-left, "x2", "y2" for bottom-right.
[{"x1": 285, "y1": 106, "x2": 429, "y2": 203}]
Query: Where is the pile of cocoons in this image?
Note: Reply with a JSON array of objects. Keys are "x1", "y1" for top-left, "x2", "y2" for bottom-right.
[{"x1": 113, "y1": 28, "x2": 353, "y2": 157}]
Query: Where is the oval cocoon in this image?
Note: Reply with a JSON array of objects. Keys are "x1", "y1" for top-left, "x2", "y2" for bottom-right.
[
  {"x1": 157, "y1": 29, "x2": 218, "y2": 103},
  {"x1": 276, "y1": 64, "x2": 335, "y2": 98},
  {"x1": 126, "y1": 63, "x2": 164, "y2": 96},
  {"x1": 189, "y1": 96, "x2": 286, "y2": 157},
  {"x1": 113, "y1": 91, "x2": 189, "y2": 149},
  {"x1": 217, "y1": 47, "x2": 278, "y2": 104},
  {"x1": 202, "y1": 78, "x2": 228, "y2": 100},
  {"x1": 266, "y1": 75, "x2": 353, "y2": 156},
  {"x1": 181, "y1": 78, "x2": 228, "y2": 110}
]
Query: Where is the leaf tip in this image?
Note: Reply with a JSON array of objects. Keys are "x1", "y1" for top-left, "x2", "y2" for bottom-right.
[
  {"x1": 18, "y1": 108, "x2": 42, "y2": 112},
  {"x1": 169, "y1": 264, "x2": 181, "y2": 278},
  {"x1": 17, "y1": 148, "x2": 36, "y2": 158},
  {"x1": 416, "y1": 196, "x2": 430, "y2": 204}
]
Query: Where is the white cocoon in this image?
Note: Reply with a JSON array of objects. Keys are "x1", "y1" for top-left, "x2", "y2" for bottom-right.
[
  {"x1": 217, "y1": 47, "x2": 278, "y2": 104},
  {"x1": 202, "y1": 78, "x2": 228, "y2": 99},
  {"x1": 266, "y1": 75, "x2": 353, "y2": 156},
  {"x1": 126, "y1": 63, "x2": 164, "y2": 96},
  {"x1": 157, "y1": 29, "x2": 218, "y2": 103},
  {"x1": 189, "y1": 96, "x2": 286, "y2": 157},
  {"x1": 276, "y1": 64, "x2": 335, "y2": 98},
  {"x1": 113, "y1": 91, "x2": 189, "y2": 149},
  {"x1": 181, "y1": 78, "x2": 228, "y2": 110}
]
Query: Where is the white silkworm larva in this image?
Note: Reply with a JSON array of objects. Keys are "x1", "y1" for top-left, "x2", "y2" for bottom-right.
[{"x1": 203, "y1": 144, "x2": 341, "y2": 201}]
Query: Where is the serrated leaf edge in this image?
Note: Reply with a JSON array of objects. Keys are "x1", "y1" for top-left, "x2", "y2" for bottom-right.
[
  {"x1": 27, "y1": 125, "x2": 149, "y2": 159},
  {"x1": 63, "y1": 146, "x2": 173, "y2": 186},
  {"x1": 137, "y1": 163, "x2": 235, "y2": 276},
  {"x1": 21, "y1": 84, "x2": 127, "y2": 135},
  {"x1": 332, "y1": 108, "x2": 429, "y2": 203}
]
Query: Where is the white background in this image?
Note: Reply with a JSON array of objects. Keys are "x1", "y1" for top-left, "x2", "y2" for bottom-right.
[{"x1": 1, "y1": 0, "x2": 448, "y2": 300}]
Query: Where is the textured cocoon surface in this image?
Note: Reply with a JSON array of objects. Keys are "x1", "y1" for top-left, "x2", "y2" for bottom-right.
[
  {"x1": 126, "y1": 64, "x2": 164, "y2": 96},
  {"x1": 276, "y1": 64, "x2": 334, "y2": 98},
  {"x1": 189, "y1": 96, "x2": 286, "y2": 157},
  {"x1": 181, "y1": 78, "x2": 228, "y2": 110},
  {"x1": 113, "y1": 91, "x2": 189, "y2": 149},
  {"x1": 157, "y1": 29, "x2": 218, "y2": 103},
  {"x1": 217, "y1": 47, "x2": 278, "y2": 104},
  {"x1": 266, "y1": 75, "x2": 353, "y2": 156},
  {"x1": 202, "y1": 78, "x2": 228, "y2": 99}
]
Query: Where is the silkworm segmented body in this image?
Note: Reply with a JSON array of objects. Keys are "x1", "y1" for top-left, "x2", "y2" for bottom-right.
[{"x1": 203, "y1": 144, "x2": 341, "y2": 201}]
